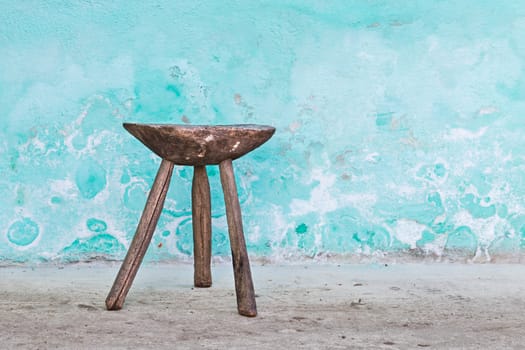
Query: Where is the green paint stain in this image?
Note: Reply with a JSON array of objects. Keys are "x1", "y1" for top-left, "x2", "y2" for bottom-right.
[
  {"x1": 7, "y1": 218, "x2": 39, "y2": 246},
  {"x1": 367, "y1": 227, "x2": 391, "y2": 250},
  {"x1": 175, "y1": 218, "x2": 193, "y2": 255},
  {"x1": 124, "y1": 182, "x2": 147, "y2": 211},
  {"x1": 15, "y1": 187, "x2": 25, "y2": 206},
  {"x1": 460, "y1": 194, "x2": 496, "y2": 219},
  {"x1": 178, "y1": 167, "x2": 191, "y2": 180},
  {"x1": 86, "y1": 218, "x2": 107, "y2": 232},
  {"x1": 433, "y1": 163, "x2": 446, "y2": 177},
  {"x1": 427, "y1": 192, "x2": 443, "y2": 208},
  {"x1": 51, "y1": 196, "x2": 63, "y2": 204},
  {"x1": 9, "y1": 156, "x2": 17, "y2": 171},
  {"x1": 295, "y1": 223, "x2": 308, "y2": 234},
  {"x1": 120, "y1": 172, "x2": 131, "y2": 184},
  {"x1": 416, "y1": 230, "x2": 436, "y2": 248},
  {"x1": 72, "y1": 134, "x2": 87, "y2": 150},
  {"x1": 212, "y1": 230, "x2": 230, "y2": 256},
  {"x1": 207, "y1": 166, "x2": 218, "y2": 177},
  {"x1": 497, "y1": 204, "x2": 508, "y2": 218},
  {"x1": 61, "y1": 233, "x2": 125, "y2": 259},
  {"x1": 320, "y1": 225, "x2": 360, "y2": 253},
  {"x1": 75, "y1": 159, "x2": 107, "y2": 199},
  {"x1": 166, "y1": 84, "x2": 181, "y2": 97},
  {"x1": 432, "y1": 219, "x2": 454, "y2": 235},
  {"x1": 375, "y1": 112, "x2": 393, "y2": 127}
]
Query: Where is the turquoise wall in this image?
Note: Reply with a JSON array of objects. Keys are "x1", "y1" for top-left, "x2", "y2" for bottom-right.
[{"x1": 2, "y1": 1, "x2": 525, "y2": 263}]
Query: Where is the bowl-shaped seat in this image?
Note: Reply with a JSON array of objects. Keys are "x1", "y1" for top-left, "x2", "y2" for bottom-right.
[{"x1": 123, "y1": 123, "x2": 276, "y2": 166}]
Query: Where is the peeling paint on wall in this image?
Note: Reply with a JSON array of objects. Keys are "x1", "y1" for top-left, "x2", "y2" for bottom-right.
[{"x1": 1, "y1": 1, "x2": 525, "y2": 262}]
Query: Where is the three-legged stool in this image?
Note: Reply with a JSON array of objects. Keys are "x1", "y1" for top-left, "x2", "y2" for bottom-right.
[{"x1": 105, "y1": 123, "x2": 275, "y2": 317}]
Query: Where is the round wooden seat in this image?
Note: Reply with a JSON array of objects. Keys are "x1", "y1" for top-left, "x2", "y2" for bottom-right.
[{"x1": 123, "y1": 123, "x2": 275, "y2": 165}]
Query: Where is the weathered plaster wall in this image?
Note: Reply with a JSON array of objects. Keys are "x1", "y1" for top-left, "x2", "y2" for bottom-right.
[{"x1": 1, "y1": 1, "x2": 525, "y2": 263}]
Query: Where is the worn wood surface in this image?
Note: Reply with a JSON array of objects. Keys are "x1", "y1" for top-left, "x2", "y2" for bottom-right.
[
  {"x1": 106, "y1": 159, "x2": 175, "y2": 310},
  {"x1": 192, "y1": 166, "x2": 212, "y2": 288},
  {"x1": 123, "y1": 123, "x2": 275, "y2": 166},
  {"x1": 219, "y1": 159, "x2": 257, "y2": 317}
]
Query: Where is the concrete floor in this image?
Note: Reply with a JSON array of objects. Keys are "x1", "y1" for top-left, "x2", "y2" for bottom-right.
[{"x1": 1, "y1": 262, "x2": 524, "y2": 349}]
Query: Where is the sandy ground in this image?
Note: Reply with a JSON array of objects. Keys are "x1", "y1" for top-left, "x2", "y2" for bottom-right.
[{"x1": 1, "y1": 262, "x2": 524, "y2": 349}]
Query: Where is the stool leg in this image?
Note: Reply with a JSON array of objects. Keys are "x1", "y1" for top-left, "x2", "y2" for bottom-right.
[
  {"x1": 219, "y1": 159, "x2": 257, "y2": 317},
  {"x1": 106, "y1": 159, "x2": 175, "y2": 310},
  {"x1": 192, "y1": 165, "x2": 212, "y2": 287}
]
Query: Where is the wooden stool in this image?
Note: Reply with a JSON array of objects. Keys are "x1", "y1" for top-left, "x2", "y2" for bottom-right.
[{"x1": 105, "y1": 123, "x2": 275, "y2": 317}]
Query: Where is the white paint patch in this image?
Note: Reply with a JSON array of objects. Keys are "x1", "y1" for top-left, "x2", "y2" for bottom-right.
[
  {"x1": 247, "y1": 225, "x2": 260, "y2": 243},
  {"x1": 487, "y1": 181, "x2": 512, "y2": 206},
  {"x1": 463, "y1": 184, "x2": 481, "y2": 197},
  {"x1": 444, "y1": 127, "x2": 488, "y2": 141},
  {"x1": 492, "y1": 142, "x2": 513, "y2": 163},
  {"x1": 270, "y1": 205, "x2": 292, "y2": 243},
  {"x1": 31, "y1": 138, "x2": 46, "y2": 151},
  {"x1": 338, "y1": 192, "x2": 378, "y2": 221},
  {"x1": 339, "y1": 193, "x2": 377, "y2": 205},
  {"x1": 290, "y1": 168, "x2": 338, "y2": 216},
  {"x1": 451, "y1": 210, "x2": 503, "y2": 246},
  {"x1": 231, "y1": 141, "x2": 240, "y2": 152},
  {"x1": 364, "y1": 152, "x2": 380, "y2": 163},
  {"x1": 288, "y1": 121, "x2": 301, "y2": 133},
  {"x1": 392, "y1": 219, "x2": 427, "y2": 249},
  {"x1": 161, "y1": 215, "x2": 192, "y2": 256},
  {"x1": 422, "y1": 234, "x2": 447, "y2": 256},
  {"x1": 82, "y1": 131, "x2": 117, "y2": 156},
  {"x1": 386, "y1": 183, "x2": 419, "y2": 197},
  {"x1": 63, "y1": 129, "x2": 80, "y2": 153},
  {"x1": 49, "y1": 179, "x2": 77, "y2": 197},
  {"x1": 478, "y1": 106, "x2": 498, "y2": 115}
]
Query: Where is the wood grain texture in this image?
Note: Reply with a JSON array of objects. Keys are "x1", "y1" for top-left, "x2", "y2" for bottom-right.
[
  {"x1": 105, "y1": 159, "x2": 175, "y2": 310},
  {"x1": 219, "y1": 159, "x2": 257, "y2": 317},
  {"x1": 123, "y1": 123, "x2": 275, "y2": 165},
  {"x1": 192, "y1": 165, "x2": 212, "y2": 288}
]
